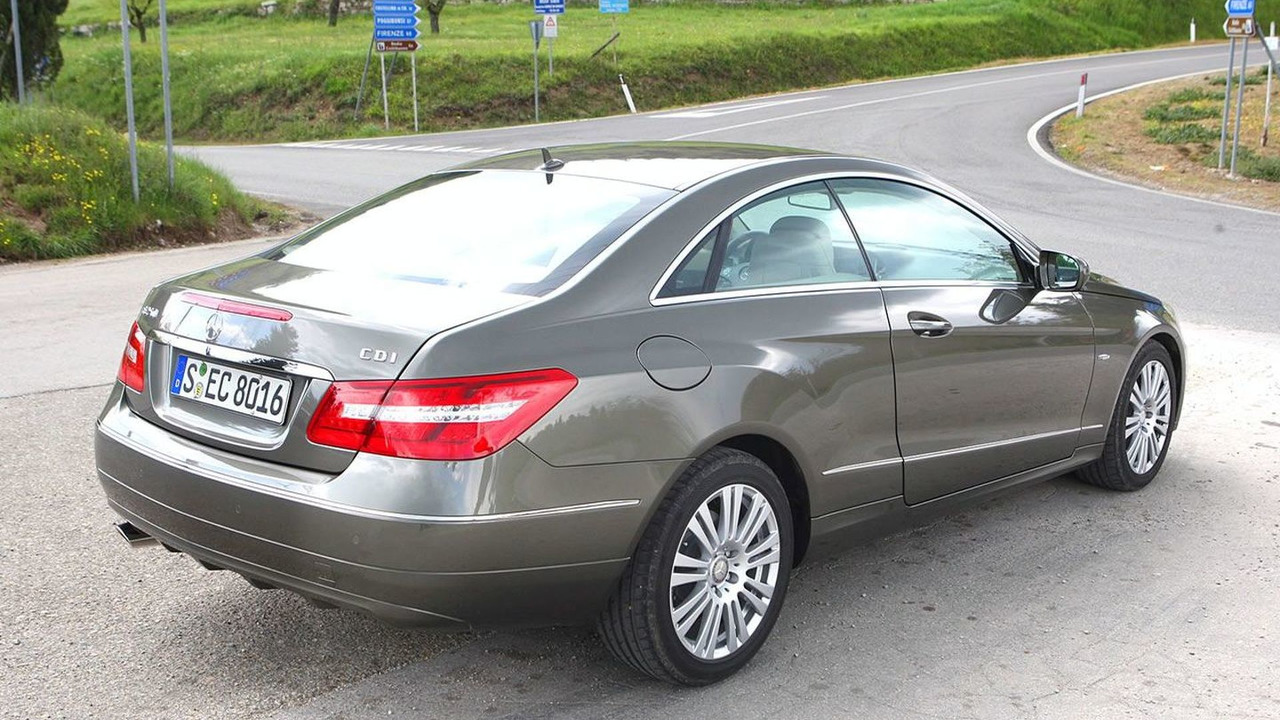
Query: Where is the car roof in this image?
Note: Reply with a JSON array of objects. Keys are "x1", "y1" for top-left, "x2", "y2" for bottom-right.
[{"x1": 452, "y1": 141, "x2": 873, "y2": 191}]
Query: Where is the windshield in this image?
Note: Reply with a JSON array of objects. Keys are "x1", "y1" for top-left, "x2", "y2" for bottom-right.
[{"x1": 268, "y1": 170, "x2": 673, "y2": 296}]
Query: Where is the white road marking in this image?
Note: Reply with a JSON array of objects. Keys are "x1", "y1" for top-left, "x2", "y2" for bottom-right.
[
  {"x1": 656, "y1": 96, "x2": 828, "y2": 119},
  {"x1": 664, "y1": 53, "x2": 1228, "y2": 141},
  {"x1": 276, "y1": 141, "x2": 507, "y2": 155},
  {"x1": 1025, "y1": 68, "x2": 1280, "y2": 219}
]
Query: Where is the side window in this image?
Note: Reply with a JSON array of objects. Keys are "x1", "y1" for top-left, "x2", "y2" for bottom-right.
[
  {"x1": 659, "y1": 229, "x2": 718, "y2": 297},
  {"x1": 717, "y1": 182, "x2": 869, "y2": 291},
  {"x1": 829, "y1": 179, "x2": 1023, "y2": 283}
]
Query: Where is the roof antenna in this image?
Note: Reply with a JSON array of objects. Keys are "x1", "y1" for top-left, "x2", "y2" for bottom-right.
[{"x1": 539, "y1": 148, "x2": 565, "y2": 184}]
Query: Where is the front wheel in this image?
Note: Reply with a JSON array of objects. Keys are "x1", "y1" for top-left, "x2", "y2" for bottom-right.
[
  {"x1": 1078, "y1": 341, "x2": 1178, "y2": 491},
  {"x1": 597, "y1": 447, "x2": 794, "y2": 685}
]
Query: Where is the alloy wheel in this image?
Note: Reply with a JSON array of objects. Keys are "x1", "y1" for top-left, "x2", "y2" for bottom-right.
[
  {"x1": 1125, "y1": 359, "x2": 1172, "y2": 475},
  {"x1": 668, "y1": 483, "x2": 782, "y2": 661}
]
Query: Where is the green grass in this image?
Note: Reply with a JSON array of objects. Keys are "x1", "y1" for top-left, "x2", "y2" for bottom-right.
[
  {"x1": 0, "y1": 103, "x2": 268, "y2": 261},
  {"x1": 1146, "y1": 122, "x2": 1218, "y2": 144},
  {"x1": 50, "y1": 0, "x2": 1230, "y2": 142},
  {"x1": 1209, "y1": 146, "x2": 1280, "y2": 181}
]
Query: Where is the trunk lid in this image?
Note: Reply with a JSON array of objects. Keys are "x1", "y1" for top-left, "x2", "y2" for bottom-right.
[{"x1": 130, "y1": 256, "x2": 532, "y2": 473}]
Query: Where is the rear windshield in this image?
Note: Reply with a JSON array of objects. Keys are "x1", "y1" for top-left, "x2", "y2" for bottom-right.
[{"x1": 268, "y1": 170, "x2": 673, "y2": 296}]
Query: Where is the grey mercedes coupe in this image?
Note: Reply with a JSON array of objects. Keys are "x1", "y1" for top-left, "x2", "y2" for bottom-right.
[{"x1": 96, "y1": 143, "x2": 1182, "y2": 685}]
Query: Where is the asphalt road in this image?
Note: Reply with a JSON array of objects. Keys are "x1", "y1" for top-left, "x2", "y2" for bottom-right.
[{"x1": 2, "y1": 44, "x2": 1278, "y2": 719}]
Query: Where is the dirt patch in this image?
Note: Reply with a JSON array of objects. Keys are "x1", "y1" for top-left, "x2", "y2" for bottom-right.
[{"x1": 1051, "y1": 69, "x2": 1280, "y2": 212}]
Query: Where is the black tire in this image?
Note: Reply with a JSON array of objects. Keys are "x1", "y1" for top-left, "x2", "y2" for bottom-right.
[
  {"x1": 597, "y1": 447, "x2": 794, "y2": 685},
  {"x1": 1077, "y1": 341, "x2": 1177, "y2": 491}
]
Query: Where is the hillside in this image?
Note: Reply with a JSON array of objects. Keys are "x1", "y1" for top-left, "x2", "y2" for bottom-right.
[{"x1": 52, "y1": 0, "x2": 1226, "y2": 142}]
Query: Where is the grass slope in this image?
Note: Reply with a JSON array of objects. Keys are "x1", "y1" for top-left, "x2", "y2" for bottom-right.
[
  {"x1": 53, "y1": 0, "x2": 1225, "y2": 142},
  {"x1": 0, "y1": 104, "x2": 275, "y2": 261}
]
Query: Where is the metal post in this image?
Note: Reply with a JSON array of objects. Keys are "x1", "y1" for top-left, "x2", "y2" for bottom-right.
[
  {"x1": 1230, "y1": 37, "x2": 1249, "y2": 176},
  {"x1": 530, "y1": 20, "x2": 540, "y2": 123},
  {"x1": 158, "y1": 0, "x2": 175, "y2": 190},
  {"x1": 379, "y1": 53, "x2": 389, "y2": 129},
  {"x1": 411, "y1": 50, "x2": 419, "y2": 133},
  {"x1": 119, "y1": 0, "x2": 140, "y2": 202},
  {"x1": 1219, "y1": 38, "x2": 1237, "y2": 170},
  {"x1": 9, "y1": 0, "x2": 23, "y2": 103},
  {"x1": 354, "y1": 35, "x2": 374, "y2": 121},
  {"x1": 549, "y1": 37, "x2": 554, "y2": 75},
  {"x1": 611, "y1": 15, "x2": 618, "y2": 67}
]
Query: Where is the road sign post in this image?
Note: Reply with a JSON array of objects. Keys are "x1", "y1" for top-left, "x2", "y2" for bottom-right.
[
  {"x1": 1218, "y1": 38, "x2": 1236, "y2": 169},
  {"x1": 543, "y1": 15, "x2": 559, "y2": 75},
  {"x1": 530, "y1": 20, "x2": 543, "y2": 122},
  {"x1": 158, "y1": 0, "x2": 175, "y2": 190},
  {"x1": 118, "y1": 0, "x2": 140, "y2": 203},
  {"x1": 1230, "y1": 33, "x2": 1249, "y2": 176},
  {"x1": 599, "y1": 0, "x2": 629, "y2": 67},
  {"x1": 8, "y1": 0, "x2": 23, "y2": 103}
]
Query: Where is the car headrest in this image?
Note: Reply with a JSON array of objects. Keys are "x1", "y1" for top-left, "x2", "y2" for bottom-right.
[{"x1": 770, "y1": 216, "x2": 831, "y2": 242}]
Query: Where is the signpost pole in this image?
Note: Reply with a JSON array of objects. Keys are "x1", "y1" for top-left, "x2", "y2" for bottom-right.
[
  {"x1": 531, "y1": 21, "x2": 541, "y2": 123},
  {"x1": 8, "y1": 0, "x2": 23, "y2": 103},
  {"x1": 158, "y1": 0, "x2": 175, "y2": 190},
  {"x1": 1264, "y1": 43, "x2": 1274, "y2": 146},
  {"x1": 1230, "y1": 37, "x2": 1249, "y2": 176},
  {"x1": 354, "y1": 34, "x2": 374, "y2": 121},
  {"x1": 119, "y1": 0, "x2": 140, "y2": 203},
  {"x1": 549, "y1": 38, "x2": 554, "y2": 75},
  {"x1": 379, "y1": 53, "x2": 390, "y2": 130},
  {"x1": 411, "y1": 50, "x2": 419, "y2": 133},
  {"x1": 1218, "y1": 37, "x2": 1237, "y2": 169}
]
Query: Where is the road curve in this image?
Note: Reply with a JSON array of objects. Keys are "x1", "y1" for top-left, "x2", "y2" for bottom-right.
[{"x1": 190, "y1": 44, "x2": 1276, "y2": 331}]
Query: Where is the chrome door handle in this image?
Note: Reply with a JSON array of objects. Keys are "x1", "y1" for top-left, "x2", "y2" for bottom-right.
[{"x1": 907, "y1": 312, "x2": 953, "y2": 338}]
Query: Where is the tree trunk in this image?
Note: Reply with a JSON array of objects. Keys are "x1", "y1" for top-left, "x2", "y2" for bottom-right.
[
  {"x1": 429, "y1": 9, "x2": 440, "y2": 35},
  {"x1": 327, "y1": 0, "x2": 340, "y2": 27},
  {"x1": 130, "y1": 12, "x2": 147, "y2": 43}
]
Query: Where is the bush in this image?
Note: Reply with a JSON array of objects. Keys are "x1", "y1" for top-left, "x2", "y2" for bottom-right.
[
  {"x1": 1143, "y1": 102, "x2": 1218, "y2": 123},
  {"x1": 1145, "y1": 122, "x2": 1218, "y2": 144},
  {"x1": 0, "y1": 103, "x2": 263, "y2": 261}
]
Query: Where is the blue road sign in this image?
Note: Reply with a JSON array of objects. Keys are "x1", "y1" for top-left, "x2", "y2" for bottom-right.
[
  {"x1": 375, "y1": 15, "x2": 420, "y2": 28},
  {"x1": 599, "y1": 0, "x2": 628, "y2": 13},
  {"x1": 374, "y1": 27, "x2": 421, "y2": 40},
  {"x1": 535, "y1": 0, "x2": 566, "y2": 14},
  {"x1": 373, "y1": 2, "x2": 419, "y2": 14},
  {"x1": 1225, "y1": 0, "x2": 1255, "y2": 16}
]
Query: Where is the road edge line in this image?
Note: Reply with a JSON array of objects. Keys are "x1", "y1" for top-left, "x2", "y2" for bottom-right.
[{"x1": 1025, "y1": 69, "x2": 1280, "y2": 219}]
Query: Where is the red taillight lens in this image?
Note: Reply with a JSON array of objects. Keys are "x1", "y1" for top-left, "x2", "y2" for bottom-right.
[
  {"x1": 307, "y1": 369, "x2": 578, "y2": 461},
  {"x1": 117, "y1": 321, "x2": 147, "y2": 393}
]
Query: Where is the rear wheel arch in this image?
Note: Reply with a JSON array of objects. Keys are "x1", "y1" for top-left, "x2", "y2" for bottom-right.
[{"x1": 709, "y1": 434, "x2": 811, "y2": 566}]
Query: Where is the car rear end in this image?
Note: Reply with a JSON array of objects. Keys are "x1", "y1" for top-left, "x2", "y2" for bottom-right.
[{"x1": 95, "y1": 167, "x2": 676, "y2": 627}]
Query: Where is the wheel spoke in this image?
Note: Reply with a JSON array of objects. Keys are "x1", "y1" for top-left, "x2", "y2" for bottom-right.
[
  {"x1": 693, "y1": 602, "x2": 723, "y2": 658},
  {"x1": 673, "y1": 584, "x2": 712, "y2": 635},
  {"x1": 734, "y1": 494, "x2": 765, "y2": 545},
  {"x1": 674, "y1": 551, "x2": 708, "y2": 572},
  {"x1": 739, "y1": 587, "x2": 769, "y2": 615},
  {"x1": 689, "y1": 505, "x2": 718, "y2": 553},
  {"x1": 726, "y1": 597, "x2": 750, "y2": 653},
  {"x1": 671, "y1": 570, "x2": 706, "y2": 588}
]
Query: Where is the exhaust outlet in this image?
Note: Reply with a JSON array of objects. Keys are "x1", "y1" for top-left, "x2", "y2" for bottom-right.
[{"x1": 114, "y1": 521, "x2": 157, "y2": 546}]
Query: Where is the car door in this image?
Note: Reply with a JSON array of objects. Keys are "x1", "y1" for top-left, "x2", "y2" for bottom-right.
[
  {"x1": 829, "y1": 178, "x2": 1095, "y2": 506},
  {"x1": 653, "y1": 181, "x2": 901, "y2": 516}
]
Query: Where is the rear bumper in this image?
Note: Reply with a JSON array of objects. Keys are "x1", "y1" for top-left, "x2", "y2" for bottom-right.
[{"x1": 95, "y1": 387, "x2": 683, "y2": 628}]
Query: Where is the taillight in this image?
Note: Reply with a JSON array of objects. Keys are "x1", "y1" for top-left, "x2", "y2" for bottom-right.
[
  {"x1": 307, "y1": 369, "x2": 577, "y2": 461},
  {"x1": 181, "y1": 292, "x2": 293, "y2": 322},
  {"x1": 117, "y1": 321, "x2": 147, "y2": 393}
]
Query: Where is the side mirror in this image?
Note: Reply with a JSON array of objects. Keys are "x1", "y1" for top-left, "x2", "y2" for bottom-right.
[{"x1": 1037, "y1": 250, "x2": 1088, "y2": 291}]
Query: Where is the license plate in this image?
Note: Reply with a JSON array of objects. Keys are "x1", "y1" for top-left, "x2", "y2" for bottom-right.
[{"x1": 170, "y1": 355, "x2": 290, "y2": 425}]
